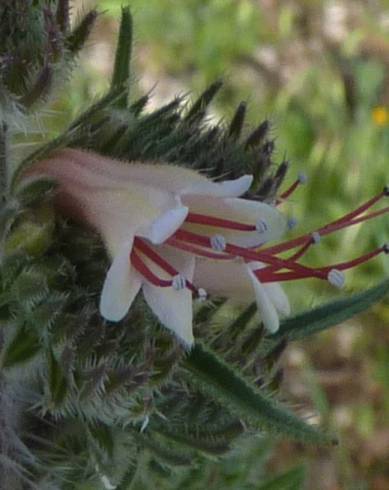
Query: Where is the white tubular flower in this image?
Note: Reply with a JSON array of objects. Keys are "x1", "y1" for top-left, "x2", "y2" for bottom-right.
[
  {"x1": 25, "y1": 149, "x2": 284, "y2": 345},
  {"x1": 193, "y1": 260, "x2": 290, "y2": 334},
  {"x1": 25, "y1": 149, "x2": 389, "y2": 345}
]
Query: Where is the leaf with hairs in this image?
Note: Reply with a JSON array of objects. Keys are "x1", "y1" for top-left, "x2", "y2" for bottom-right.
[
  {"x1": 1, "y1": 326, "x2": 41, "y2": 368},
  {"x1": 111, "y1": 7, "x2": 133, "y2": 108},
  {"x1": 184, "y1": 343, "x2": 335, "y2": 445},
  {"x1": 270, "y1": 278, "x2": 389, "y2": 343},
  {"x1": 185, "y1": 80, "x2": 223, "y2": 122},
  {"x1": 66, "y1": 10, "x2": 98, "y2": 54},
  {"x1": 47, "y1": 349, "x2": 68, "y2": 407},
  {"x1": 257, "y1": 465, "x2": 306, "y2": 490}
]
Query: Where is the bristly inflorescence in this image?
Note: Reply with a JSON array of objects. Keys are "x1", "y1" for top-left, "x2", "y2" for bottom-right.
[{"x1": 0, "y1": 4, "x2": 389, "y2": 490}]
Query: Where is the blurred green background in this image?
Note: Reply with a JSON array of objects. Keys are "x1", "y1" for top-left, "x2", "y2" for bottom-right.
[{"x1": 56, "y1": 1, "x2": 389, "y2": 488}]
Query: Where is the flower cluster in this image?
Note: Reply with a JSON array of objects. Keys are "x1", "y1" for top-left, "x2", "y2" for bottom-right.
[{"x1": 24, "y1": 149, "x2": 389, "y2": 346}]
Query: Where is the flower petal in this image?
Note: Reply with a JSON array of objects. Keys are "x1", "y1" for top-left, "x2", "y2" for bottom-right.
[
  {"x1": 142, "y1": 248, "x2": 195, "y2": 346},
  {"x1": 247, "y1": 266, "x2": 280, "y2": 333},
  {"x1": 59, "y1": 150, "x2": 252, "y2": 198},
  {"x1": 263, "y1": 282, "x2": 291, "y2": 316},
  {"x1": 193, "y1": 258, "x2": 253, "y2": 302},
  {"x1": 30, "y1": 153, "x2": 185, "y2": 257},
  {"x1": 182, "y1": 195, "x2": 287, "y2": 247},
  {"x1": 139, "y1": 206, "x2": 189, "y2": 244},
  {"x1": 100, "y1": 241, "x2": 142, "y2": 322},
  {"x1": 181, "y1": 175, "x2": 253, "y2": 197}
]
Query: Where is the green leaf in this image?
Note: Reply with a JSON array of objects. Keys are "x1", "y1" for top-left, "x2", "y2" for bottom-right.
[
  {"x1": 47, "y1": 349, "x2": 67, "y2": 407},
  {"x1": 185, "y1": 80, "x2": 223, "y2": 122},
  {"x1": 271, "y1": 278, "x2": 389, "y2": 342},
  {"x1": 56, "y1": 0, "x2": 70, "y2": 34},
  {"x1": 184, "y1": 343, "x2": 335, "y2": 445},
  {"x1": 194, "y1": 298, "x2": 225, "y2": 324},
  {"x1": 227, "y1": 302, "x2": 257, "y2": 341},
  {"x1": 20, "y1": 65, "x2": 53, "y2": 109},
  {"x1": 10, "y1": 268, "x2": 48, "y2": 309},
  {"x1": 0, "y1": 121, "x2": 8, "y2": 194},
  {"x1": 245, "y1": 120, "x2": 270, "y2": 149},
  {"x1": 11, "y1": 86, "x2": 125, "y2": 189},
  {"x1": 89, "y1": 424, "x2": 114, "y2": 459},
  {"x1": 15, "y1": 177, "x2": 56, "y2": 207},
  {"x1": 111, "y1": 7, "x2": 133, "y2": 108},
  {"x1": 257, "y1": 465, "x2": 306, "y2": 490},
  {"x1": 132, "y1": 432, "x2": 192, "y2": 466},
  {"x1": 153, "y1": 425, "x2": 233, "y2": 455},
  {"x1": 228, "y1": 101, "x2": 246, "y2": 140},
  {"x1": 1, "y1": 326, "x2": 41, "y2": 368},
  {"x1": 66, "y1": 10, "x2": 98, "y2": 54},
  {"x1": 130, "y1": 94, "x2": 149, "y2": 116},
  {"x1": 116, "y1": 463, "x2": 137, "y2": 490}
]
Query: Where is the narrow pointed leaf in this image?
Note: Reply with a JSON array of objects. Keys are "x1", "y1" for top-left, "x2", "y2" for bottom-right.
[
  {"x1": 271, "y1": 278, "x2": 389, "y2": 342},
  {"x1": 66, "y1": 10, "x2": 98, "y2": 54},
  {"x1": 153, "y1": 426, "x2": 232, "y2": 455},
  {"x1": 228, "y1": 101, "x2": 246, "y2": 140},
  {"x1": 257, "y1": 465, "x2": 306, "y2": 490},
  {"x1": 16, "y1": 177, "x2": 56, "y2": 206},
  {"x1": 48, "y1": 349, "x2": 67, "y2": 407},
  {"x1": 130, "y1": 94, "x2": 149, "y2": 116},
  {"x1": 245, "y1": 120, "x2": 270, "y2": 149},
  {"x1": 1, "y1": 326, "x2": 41, "y2": 368},
  {"x1": 12, "y1": 87, "x2": 125, "y2": 188},
  {"x1": 132, "y1": 432, "x2": 192, "y2": 466},
  {"x1": 116, "y1": 463, "x2": 137, "y2": 490},
  {"x1": 185, "y1": 80, "x2": 223, "y2": 122},
  {"x1": 184, "y1": 343, "x2": 334, "y2": 445},
  {"x1": 228, "y1": 302, "x2": 257, "y2": 340},
  {"x1": 56, "y1": 0, "x2": 70, "y2": 34},
  {"x1": 20, "y1": 65, "x2": 53, "y2": 109},
  {"x1": 0, "y1": 121, "x2": 8, "y2": 194},
  {"x1": 111, "y1": 7, "x2": 133, "y2": 108}
]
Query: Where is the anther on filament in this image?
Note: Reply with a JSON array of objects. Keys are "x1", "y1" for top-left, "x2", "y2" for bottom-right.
[
  {"x1": 383, "y1": 186, "x2": 389, "y2": 196},
  {"x1": 198, "y1": 288, "x2": 208, "y2": 301},
  {"x1": 172, "y1": 274, "x2": 187, "y2": 291},
  {"x1": 327, "y1": 269, "x2": 345, "y2": 289},
  {"x1": 256, "y1": 219, "x2": 268, "y2": 234},
  {"x1": 287, "y1": 217, "x2": 298, "y2": 230},
  {"x1": 311, "y1": 232, "x2": 321, "y2": 244},
  {"x1": 210, "y1": 234, "x2": 226, "y2": 251},
  {"x1": 298, "y1": 172, "x2": 308, "y2": 184},
  {"x1": 383, "y1": 243, "x2": 389, "y2": 254}
]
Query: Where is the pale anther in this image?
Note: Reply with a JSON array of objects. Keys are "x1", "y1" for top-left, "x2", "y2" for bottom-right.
[
  {"x1": 298, "y1": 172, "x2": 308, "y2": 184},
  {"x1": 100, "y1": 475, "x2": 116, "y2": 490},
  {"x1": 140, "y1": 415, "x2": 150, "y2": 433},
  {"x1": 287, "y1": 217, "x2": 298, "y2": 230},
  {"x1": 311, "y1": 232, "x2": 321, "y2": 244},
  {"x1": 327, "y1": 269, "x2": 345, "y2": 289},
  {"x1": 256, "y1": 219, "x2": 268, "y2": 234},
  {"x1": 198, "y1": 288, "x2": 208, "y2": 302},
  {"x1": 172, "y1": 274, "x2": 186, "y2": 291},
  {"x1": 210, "y1": 234, "x2": 226, "y2": 251}
]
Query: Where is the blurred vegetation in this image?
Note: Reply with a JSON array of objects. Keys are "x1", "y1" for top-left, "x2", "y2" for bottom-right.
[{"x1": 26, "y1": 1, "x2": 389, "y2": 488}]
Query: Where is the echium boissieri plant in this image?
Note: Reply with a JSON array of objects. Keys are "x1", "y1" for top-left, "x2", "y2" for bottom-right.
[{"x1": 1, "y1": 2, "x2": 389, "y2": 489}]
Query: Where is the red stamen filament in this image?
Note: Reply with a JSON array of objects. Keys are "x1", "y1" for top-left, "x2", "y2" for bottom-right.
[
  {"x1": 279, "y1": 178, "x2": 302, "y2": 201},
  {"x1": 132, "y1": 188, "x2": 388, "y2": 292},
  {"x1": 173, "y1": 229, "x2": 327, "y2": 279},
  {"x1": 263, "y1": 194, "x2": 389, "y2": 256},
  {"x1": 185, "y1": 212, "x2": 256, "y2": 231},
  {"x1": 130, "y1": 250, "x2": 172, "y2": 288},
  {"x1": 132, "y1": 238, "x2": 197, "y2": 293},
  {"x1": 167, "y1": 237, "x2": 234, "y2": 260},
  {"x1": 255, "y1": 246, "x2": 387, "y2": 282}
]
